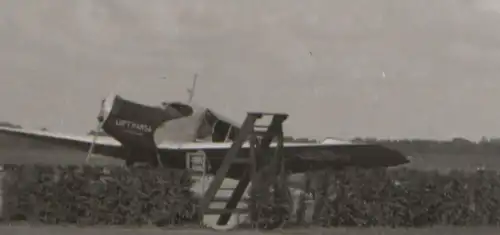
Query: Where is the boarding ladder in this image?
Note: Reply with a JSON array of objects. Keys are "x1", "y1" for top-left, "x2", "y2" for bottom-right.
[{"x1": 198, "y1": 112, "x2": 288, "y2": 229}]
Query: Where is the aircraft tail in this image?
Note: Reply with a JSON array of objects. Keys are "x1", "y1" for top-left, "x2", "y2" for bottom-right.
[{"x1": 98, "y1": 94, "x2": 193, "y2": 149}]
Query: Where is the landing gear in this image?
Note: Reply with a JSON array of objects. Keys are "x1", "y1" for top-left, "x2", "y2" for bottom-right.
[
  {"x1": 150, "y1": 158, "x2": 160, "y2": 168},
  {"x1": 123, "y1": 147, "x2": 162, "y2": 168},
  {"x1": 249, "y1": 159, "x2": 294, "y2": 230},
  {"x1": 125, "y1": 159, "x2": 135, "y2": 167},
  {"x1": 252, "y1": 185, "x2": 294, "y2": 230},
  {"x1": 124, "y1": 158, "x2": 162, "y2": 168}
]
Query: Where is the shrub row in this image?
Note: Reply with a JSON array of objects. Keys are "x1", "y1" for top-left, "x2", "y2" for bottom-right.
[
  {"x1": 309, "y1": 167, "x2": 500, "y2": 227},
  {"x1": 0, "y1": 164, "x2": 197, "y2": 226},
  {"x1": 2, "y1": 164, "x2": 500, "y2": 227}
]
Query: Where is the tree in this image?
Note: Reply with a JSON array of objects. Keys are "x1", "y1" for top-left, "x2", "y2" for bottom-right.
[{"x1": 0, "y1": 121, "x2": 21, "y2": 129}]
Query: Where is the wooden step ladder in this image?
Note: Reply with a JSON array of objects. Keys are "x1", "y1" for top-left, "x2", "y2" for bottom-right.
[{"x1": 198, "y1": 112, "x2": 289, "y2": 229}]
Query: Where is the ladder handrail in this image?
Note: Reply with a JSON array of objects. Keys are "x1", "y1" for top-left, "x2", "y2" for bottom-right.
[
  {"x1": 198, "y1": 113, "x2": 260, "y2": 212},
  {"x1": 198, "y1": 111, "x2": 289, "y2": 230}
]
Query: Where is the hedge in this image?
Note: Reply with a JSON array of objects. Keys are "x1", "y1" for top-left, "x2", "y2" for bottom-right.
[
  {"x1": 2, "y1": 164, "x2": 500, "y2": 228},
  {"x1": 309, "y1": 167, "x2": 500, "y2": 227},
  {"x1": 0, "y1": 164, "x2": 197, "y2": 226}
]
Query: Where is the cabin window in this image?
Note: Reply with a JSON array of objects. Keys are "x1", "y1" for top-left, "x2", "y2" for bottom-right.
[{"x1": 212, "y1": 120, "x2": 232, "y2": 142}]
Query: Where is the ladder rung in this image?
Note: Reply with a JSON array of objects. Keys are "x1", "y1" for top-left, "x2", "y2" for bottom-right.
[
  {"x1": 248, "y1": 112, "x2": 288, "y2": 117},
  {"x1": 218, "y1": 187, "x2": 236, "y2": 190},
  {"x1": 211, "y1": 197, "x2": 250, "y2": 203},
  {"x1": 232, "y1": 158, "x2": 253, "y2": 164},
  {"x1": 253, "y1": 130, "x2": 268, "y2": 136},
  {"x1": 254, "y1": 124, "x2": 269, "y2": 128},
  {"x1": 203, "y1": 208, "x2": 249, "y2": 214},
  {"x1": 199, "y1": 111, "x2": 288, "y2": 216}
]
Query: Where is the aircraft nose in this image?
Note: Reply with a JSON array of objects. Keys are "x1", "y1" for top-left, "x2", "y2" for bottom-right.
[
  {"x1": 385, "y1": 148, "x2": 411, "y2": 166},
  {"x1": 97, "y1": 94, "x2": 116, "y2": 122},
  {"x1": 393, "y1": 153, "x2": 411, "y2": 166}
]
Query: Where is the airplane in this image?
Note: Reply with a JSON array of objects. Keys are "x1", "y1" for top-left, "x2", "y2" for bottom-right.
[
  {"x1": 0, "y1": 93, "x2": 409, "y2": 230},
  {"x1": 0, "y1": 94, "x2": 409, "y2": 172}
]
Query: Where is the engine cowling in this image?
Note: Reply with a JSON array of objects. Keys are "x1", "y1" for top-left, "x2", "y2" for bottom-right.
[{"x1": 98, "y1": 94, "x2": 193, "y2": 149}]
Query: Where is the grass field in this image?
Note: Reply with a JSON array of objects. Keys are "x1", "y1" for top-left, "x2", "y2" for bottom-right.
[{"x1": 0, "y1": 225, "x2": 499, "y2": 235}]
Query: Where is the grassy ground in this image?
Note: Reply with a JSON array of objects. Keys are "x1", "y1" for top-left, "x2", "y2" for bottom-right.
[{"x1": 0, "y1": 225, "x2": 499, "y2": 235}]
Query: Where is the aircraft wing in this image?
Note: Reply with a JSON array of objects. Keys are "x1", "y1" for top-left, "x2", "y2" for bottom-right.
[
  {"x1": 157, "y1": 139, "x2": 409, "y2": 168},
  {"x1": 0, "y1": 126, "x2": 122, "y2": 157},
  {"x1": 0, "y1": 126, "x2": 409, "y2": 168}
]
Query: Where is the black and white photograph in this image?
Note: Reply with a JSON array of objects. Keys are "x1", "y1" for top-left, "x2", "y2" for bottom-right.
[{"x1": 1, "y1": 0, "x2": 500, "y2": 234}]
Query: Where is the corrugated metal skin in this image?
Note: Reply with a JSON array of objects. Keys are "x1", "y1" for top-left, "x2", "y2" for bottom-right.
[
  {"x1": 154, "y1": 103, "x2": 243, "y2": 144},
  {"x1": 100, "y1": 94, "x2": 244, "y2": 146}
]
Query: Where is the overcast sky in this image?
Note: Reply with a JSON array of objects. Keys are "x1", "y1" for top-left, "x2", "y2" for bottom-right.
[{"x1": 1, "y1": 0, "x2": 500, "y2": 141}]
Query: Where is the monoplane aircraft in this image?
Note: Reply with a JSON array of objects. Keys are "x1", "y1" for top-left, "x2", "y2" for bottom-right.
[
  {"x1": 0, "y1": 94, "x2": 408, "y2": 171},
  {"x1": 0, "y1": 94, "x2": 409, "y2": 230}
]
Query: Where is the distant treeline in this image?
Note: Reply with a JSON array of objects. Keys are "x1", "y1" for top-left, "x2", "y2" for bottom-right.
[
  {"x1": 0, "y1": 122, "x2": 21, "y2": 129},
  {"x1": 2, "y1": 121, "x2": 500, "y2": 156}
]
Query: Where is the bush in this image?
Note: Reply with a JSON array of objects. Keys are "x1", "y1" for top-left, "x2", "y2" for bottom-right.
[
  {"x1": 1, "y1": 164, "x2": 197, "y2": 226},
  {"x1": 3, "y1": 164, "x2": 500, "y2": 228},
  {"x1": 310, "y1": 167, "x2": 500, "y2": 227}
]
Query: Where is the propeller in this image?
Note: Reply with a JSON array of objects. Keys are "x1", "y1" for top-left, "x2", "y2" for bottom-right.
[
  {"x1": 86, "y1": 98, "x2": 106, "y2": 164},
  {"x1": 186, "y1": 73, "x2": 198, "y2": 104}
]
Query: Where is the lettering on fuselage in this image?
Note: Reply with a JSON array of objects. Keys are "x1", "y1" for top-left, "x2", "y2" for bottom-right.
[{"x1": 115, "y1": 119, "x2": 153, "y2": 133}]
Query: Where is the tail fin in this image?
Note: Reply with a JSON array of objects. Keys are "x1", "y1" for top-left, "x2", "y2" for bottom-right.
[{"x1": 98, "y1": 94, "x2": 193, "y2": 149}]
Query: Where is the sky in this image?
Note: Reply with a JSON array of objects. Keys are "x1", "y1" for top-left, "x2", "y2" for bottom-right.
[{"x1": 1, "y1": 0, "x2": 500, "y2": 141}]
